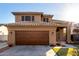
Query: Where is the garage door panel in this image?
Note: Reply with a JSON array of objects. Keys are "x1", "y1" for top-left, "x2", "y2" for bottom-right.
[{"x1": 15, "y1": 31, "x2": 49, "y2": 45}]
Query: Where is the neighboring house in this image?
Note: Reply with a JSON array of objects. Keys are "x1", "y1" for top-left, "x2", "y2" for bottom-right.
[
  {"x1": 0, "y1": 25, "x2": 8, "y2": 41},
  {"x1": 72, "y1": 23, "x2": 79, "y2": 34},
  {"x1": 70, "y1": 23, "x2": 79, "y2": 43},
  {"x1": 1, "y1": 12, "x2": 71, "y2": 46}
]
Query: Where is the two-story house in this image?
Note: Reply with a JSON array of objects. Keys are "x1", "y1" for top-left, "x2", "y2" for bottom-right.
[{"x1": 3, "y1": 12, "x2": 71, "y2": 46}]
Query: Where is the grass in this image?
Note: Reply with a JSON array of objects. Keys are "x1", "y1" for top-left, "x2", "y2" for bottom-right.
[
  {"x1": 52, "y1": 47, "x2": 78, "y2": 56},
  {"x1": 71, "y1": 44, "x2": 79, "y2": 56}
]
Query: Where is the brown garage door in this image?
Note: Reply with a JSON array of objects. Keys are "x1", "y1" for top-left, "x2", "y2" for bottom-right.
[{"x1": 15, "y1": 31, "x2": 49, "y2": 45}]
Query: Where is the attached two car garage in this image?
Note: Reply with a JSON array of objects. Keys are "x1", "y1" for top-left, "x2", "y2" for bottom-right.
[{"x1": 15, "y1": 31, "x2": 49, "y2": 45}]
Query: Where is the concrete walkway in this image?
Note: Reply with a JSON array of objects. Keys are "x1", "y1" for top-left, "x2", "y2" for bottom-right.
[{"x1": 64, "y1": 44, "x2": 77, "y2": 48}]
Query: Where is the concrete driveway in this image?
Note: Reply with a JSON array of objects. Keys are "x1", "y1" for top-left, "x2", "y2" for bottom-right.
[{"x1": 0, "y1": 45, "x2": 51, "y2": 56}]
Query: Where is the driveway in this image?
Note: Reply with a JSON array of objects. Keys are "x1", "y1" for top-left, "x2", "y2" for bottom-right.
[{"x1": 0, "y1": 45, "x2": 51, "y2": 56}]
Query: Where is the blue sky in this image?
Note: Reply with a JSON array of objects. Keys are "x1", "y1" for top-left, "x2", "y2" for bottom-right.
[{"x1": 0, "y1": 3, "x2": 79, "y2": 23}]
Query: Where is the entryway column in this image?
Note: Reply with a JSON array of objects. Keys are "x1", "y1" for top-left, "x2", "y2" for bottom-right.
[
  {"x1": 8, "y1": 30, "x2": 15, "y2": 46},
  {"x1": 59, "y1": 28, "x2": 64, "y2": 41},
  {"x1": 66, "y1": 26, "x2": 71, "y2": 43},
  {"x1": 49, "y1": 28, "x2": 56, "y2": 46}
]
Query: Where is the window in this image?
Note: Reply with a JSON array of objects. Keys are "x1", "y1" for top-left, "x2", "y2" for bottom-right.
[
  {"x1": 21, "y1": 16, "x2": 24, "y2": 21},
  {"x1": 43, "y1": 18, "x2": 46, "y2": 22},
  {"x1": 43, "y1": 18, "x2": 49, "y2": 22},
  {"x1": 21, "y1": 16, "x2": 34, "y2": 21},
  {"x1": 32, "y1": 16, "x2": 34, "y2": 21},
  {"x1": 25, "y1": 16, "x2": 31, "y2": 21}
]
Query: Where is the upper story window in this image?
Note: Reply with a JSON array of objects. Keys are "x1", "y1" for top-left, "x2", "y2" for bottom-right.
[
  {"x1": 43, "y1": 18, "x2": 49, "y2": 22},
  {"x1": 22, "y1": 16, "x2": 24, "y2": 21},
  {"x1": 25, "y1": 16, "x2": 31, "y2": 21},
  {"x1": 21, "y1": 16, "x2": 34, "y2": 21},
  {"x1": 32, "y1": 16, "x2": 34, "y2": 21}
]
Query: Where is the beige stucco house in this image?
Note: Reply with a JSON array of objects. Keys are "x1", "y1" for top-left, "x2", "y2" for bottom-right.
[
  {"x1": 1, "y1": 12, "x2": 71, "y2": 46},
  {"x1": 72, "y1": 23, "x2": 79, "y2": 34},
  {"x1": 0, "y1": 25, "x2": 8, "y2": 41}
]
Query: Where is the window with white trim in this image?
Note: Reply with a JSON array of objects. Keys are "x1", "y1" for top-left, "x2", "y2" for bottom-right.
[
  {"x1": 43, "y1": 18, "x2": 49, "y2": 22},
  {"x1": 21, "y1": 16, "x2": 34, "y2": 21}
]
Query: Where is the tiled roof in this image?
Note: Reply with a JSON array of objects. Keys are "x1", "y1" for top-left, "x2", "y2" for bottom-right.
[
  {"x1": 12, "y1": 12, "x2": 53, "y2": 17},
  {"x1": 43, "y1": 14, "x2": 53, "y2": 17},
  {"x1": 6, "y1": 21, "x2": 55, "y2": 26},
  {"x1": 52, "y1": 19, "x2": 69, "y2": 23},
  {"x1": 12, "y1": 12, "x2": 43, "y2": 15},
  {"x1": 6, "y1": 21, "x2": 68, "y2": 27}
]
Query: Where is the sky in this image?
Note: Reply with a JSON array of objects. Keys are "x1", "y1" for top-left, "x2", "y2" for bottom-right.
[{"x1": 0, "y1": 3, "x2": 79, "y2": 23}]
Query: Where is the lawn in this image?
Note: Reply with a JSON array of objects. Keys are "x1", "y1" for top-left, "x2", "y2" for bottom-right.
[
  {"x1": 71, "y1": 44, "x2": 79, "y2": 56},
  {"x1": 52, "y1": 47, "x2": 79, "y2": 56}
]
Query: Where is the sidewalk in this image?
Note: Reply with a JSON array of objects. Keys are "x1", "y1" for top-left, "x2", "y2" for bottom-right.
[
  {"x1": 64, "y1": 44, "x2": 77, "y2": 48},
  {"x1": 0, "y1": 42, "x2": 9, "y2": 53},
  {"x1": 0, "y1": 42, "x2": 8, "y2": 49}
]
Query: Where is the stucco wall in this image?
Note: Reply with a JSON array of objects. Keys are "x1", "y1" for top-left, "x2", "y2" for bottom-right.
[
  {"x1": 15, "y1": 14, "x2": 42, "y2": 22},
  {"x1": 15, "y1": 14, "x2": 53, "y2": 23},
  {"x1": 7, "y1": 26, "x2": 56, "y2": 46},
  {"x1": 0, "y1": 26, "x2": 8, "y2": 41}
]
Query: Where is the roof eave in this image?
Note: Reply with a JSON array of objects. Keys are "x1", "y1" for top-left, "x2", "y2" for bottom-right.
[{"x1": 12, "y1": 12, "x2": 43, "y2": 15}]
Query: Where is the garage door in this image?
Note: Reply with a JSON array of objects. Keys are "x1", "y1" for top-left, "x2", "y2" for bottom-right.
[{"x1": 15, "y1": 31, "x2": 49, "y2": 45}]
